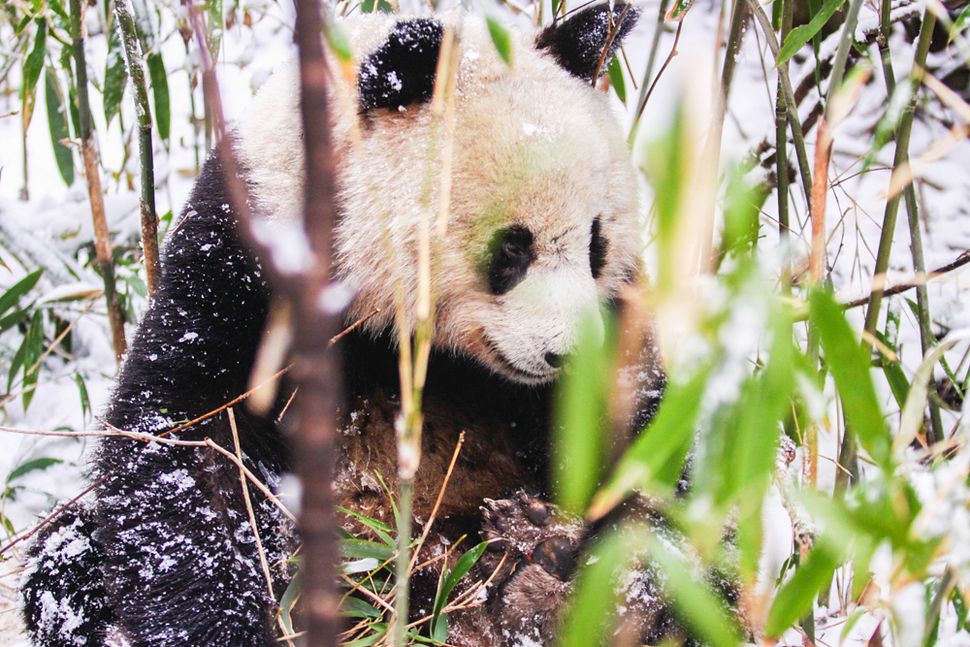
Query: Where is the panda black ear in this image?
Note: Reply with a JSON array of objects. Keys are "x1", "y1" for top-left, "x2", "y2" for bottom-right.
[
  {"x1": 536, "y1": 2, "x2": 640, "y2": 83},
  {"x1": 358, "y1": 19, "x2": 444, "y2": 112}
]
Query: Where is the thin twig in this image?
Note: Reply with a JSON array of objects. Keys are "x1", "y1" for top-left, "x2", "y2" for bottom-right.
[
  {"x1": 228, "y1": 408, "x2": 277, "y2": 602},
  {"x1": 841, "y1": 250, "x2": 970, "y2": 309},
  {"x1": 0, "y1": 478, "x2": 103, "y2": 557},
  {"x1": 407, "y1": 432, "x2": 465, "y2": 574}
]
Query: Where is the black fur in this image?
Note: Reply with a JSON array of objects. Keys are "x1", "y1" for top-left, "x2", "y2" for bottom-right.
[
  {"x1": 358, "y1": 19, "x2": 443, "y2": 111},
  {"x1": 20, "y1": 507, "x2": 114, "y2": 647},
  {"x1": 487, "y1": 226, "x2": 536, "y2": 295},
  {"x1": 589, "y1": 216, "x2": 607, "y2": 278},
  {"x1": 536, "y1": 2, "x2": 641, "y2": 82}
]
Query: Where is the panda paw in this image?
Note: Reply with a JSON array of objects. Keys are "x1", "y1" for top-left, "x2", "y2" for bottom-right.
[{"x1": 480, "y1": 491, "x2": 585, "y2": 582}]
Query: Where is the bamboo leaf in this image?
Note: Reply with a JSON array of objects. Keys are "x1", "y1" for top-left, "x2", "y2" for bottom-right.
[
  {"x1": 607, "y1": 55, "x2": 626, "y2": 103},
  {"x1": 45, "y1": 68, "x2": 74, "y2": 185},
  {"x1": 486, "y1": 16, "x2": 512, "y2": 66},
  {"x1": 588, "y1": 366, "x2": 711, "y2": 520},
  {"x1": 74, "y1": 373, "x2": 90, "y2": 421},
  {"x1": 104, "y1": 19, "x2": 128, "y2": 127},
  {"x1": 556, "y1": 532, "x2": 627, "y2": 647},
  {"x1": 809, "y1": 288, "x2": 892, "y2": 469},
  {"x1": 554, "y1": 313, "x2": 614, "y2": 514},
  {"x1": 22, "y1": 310, "x2": 45, "y2": 411},
  {"x1": 6, "y1": 457, "x2": 62, "y2": 483},
  {"x1": 895, "y1": 330, "x2": 970, "y2": 454},
  {"x1": 147, "y1": 53, "x2": 169, "y2": 144},
  {"x1": 764, "y1": 539, "x2": 842, "y2": 637},
  {"x1": 21, "y1": 19, "x2": 47, "y2": 130},
  {"x1": 776, "y1": 0, "x2": 847, "y2": 65},
  {"x1": 0, "y1": 269, "x2": 43, "y2": 318},
  {"x1": 430, "y1": 541, "x2": 488, "y2": 637},
  {"x1": 340, "y1": 538, "x2": 394, "y2": 562},
  {"x1": 645, "y1": 535, "x2": 743, "y2": 647}
]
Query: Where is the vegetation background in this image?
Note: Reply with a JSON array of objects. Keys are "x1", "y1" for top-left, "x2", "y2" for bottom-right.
[{"x1": 0, "y1": 0, "x2": 968, "y2": 644}]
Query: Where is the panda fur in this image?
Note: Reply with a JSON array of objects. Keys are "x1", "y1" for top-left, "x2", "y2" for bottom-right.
[{"x1": 19, "y1": 5, "x2": 678, "y2": 646}]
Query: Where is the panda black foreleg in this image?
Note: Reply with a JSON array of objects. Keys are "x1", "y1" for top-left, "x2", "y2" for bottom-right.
[
  {"x1": 20, "y1": 504, "x2": 115, "y2": 647},
  {"x1": 95, "y1": 425, "x2": 283, "y2": 647}
]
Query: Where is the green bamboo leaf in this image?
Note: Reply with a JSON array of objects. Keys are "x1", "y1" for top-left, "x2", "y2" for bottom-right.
[
  {"x1": 809, "y1": 288, "x2": 891, "y2": 469},
  {"x1": 147, "y1": 53, "x2": 169, "y2": 144},
  {"x1": 646, "y1": 535, "x2": 743, "y2": 647},
  {"x1": 588, "y1": 366, "x2": 711, "y2": 520},
  {"x1": 776, "y1": 0, "x2": 846, "y2": 65},
  {"x1": 45, "y1": 68, "x2": 75, "y2": 185},
  {"x1": 6, "y1": 457, "x2": 62, "y2": 483},
  {"x1": 486, "y1": 16, "x2": 512, "y2": 66},
  {"x1": 360, "y1": 0, "x2": 393, "y2": 13},
  {"x1": 340, "y1": 595, "x2": 380, "y2": 619},
  {"x1": 607, "y1": 55, "x2": 626, "y2": 103},
  {"x1": 103, "y1": 20, "x2": 128, "y2": 127},
  {"x1": 554, "y1": 313, "x2": 614, "y2": 514},
  {"x1": 0, "y1": 269, "x2": 43, "y2": 318},
  {"x1": 338, "y1": 505, "x2": 395, "y2": 546},
  {"x1": 278, "y1": 571, "x2": 301, "y2": 634},
  {"x1": 22, "y1": 310, "x2": 44, "y2": 411},
  {"x1": 324, "y1": 20, "x2": 353, "y2": 63},
  {"x1": 430, "y1": 541, "x2": 487, "y2": 637},
  {"x1": 340, "y1": 538, "x2": 394, "y2": 562},
  {"x1": 21, "y1": 19, "x2": 47, "y2": 130},
  {"x1": 74, "y1": 373, "x2": 91, "y2": 421},
  {"x1": 344, "y1": 624, "x2": 386, "y2": 647},
  {"x1": 556, "y1": 532, "x2": 627, "y2": 647},
  {"x1": 764, "y1": 540, "x2": 842, "y2": 637},
  {"x1": 22, "y1": 20, "x2": 47, "y2": 98},
  {"x1": 895, "y1": 331, "x2": 970, "y2": 454}
]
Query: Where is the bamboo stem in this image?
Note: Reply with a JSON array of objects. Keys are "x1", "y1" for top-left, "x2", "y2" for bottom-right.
[
  {"x1": 874, "y1": 0, "x2": 944, "y2": 445},
  {"x1": 775, "y1": 0, "x2": 793, "y2": 287},
  {"x1": 862, "y1": 9, "x2": 937, "y2": 339},
  {"x1": 70, "y1": 0, "x2": 127, "y2": 362},
  {"x1": 630, "y1": 0, "x2": 672, "y2": 133},
  {"x1": 842, "y1": 7, "x2": 940, "y2": 491},
  {"x1": 113, "y1": 0, "x2": 160, "y2": 295},
  {"x1": 745, "y1": 0, "x2": 814, "y2": 207}
]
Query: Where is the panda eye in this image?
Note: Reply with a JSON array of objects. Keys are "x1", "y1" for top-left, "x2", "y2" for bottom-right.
[
  {"x1": 589, "y1": 216, "x2": 608, "y2": 279},
  {"x1": 488, "y1": 226, "x2": 534, "y2": 295}
]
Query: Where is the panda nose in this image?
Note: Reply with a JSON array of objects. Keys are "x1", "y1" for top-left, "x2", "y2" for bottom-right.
[{"x1": 544, "y1": 352, "x2": 565, "y2": 369}]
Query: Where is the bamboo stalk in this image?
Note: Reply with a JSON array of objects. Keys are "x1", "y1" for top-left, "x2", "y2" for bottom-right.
[
  {"x1": 630, "y1": 0, "x2": 672, "y2": 135},
  {"x1": 862, "y1": 9, "x2": 937, "y2": 339},
  {"x1": 188, "y1": 1, "x2": 343, "y2": 643},
  {"x1": 745, "y1": 0, "x2": 814, "y2": 207},
  {"x1": 839, "y1": 7, "x2": 940, "y2": 491},
  {"x1": 874, "y1": 0, "x2": 944, "y2": 445},
  {"x1": 113, "y1": 0, "x2": 160, "y2": 295},
  {"x1": 69, "y1": 0, "x2": 127, "y2": 362},
  {"x1": 391, "y1": 26, "x2": 460, "y2": 647},
  {"x1": 775, "y1": 0, "x2": 793, "y2": 287}
]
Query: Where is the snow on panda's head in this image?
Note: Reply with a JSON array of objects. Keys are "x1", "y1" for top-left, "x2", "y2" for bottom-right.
[{"x1": 237, "y1": 3, "x2": 642, "y2": 385}]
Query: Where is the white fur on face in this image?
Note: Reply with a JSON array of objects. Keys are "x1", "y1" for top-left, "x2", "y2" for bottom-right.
[{"x1": 235, "y1": 15, "x2": 641, "y2": 385}]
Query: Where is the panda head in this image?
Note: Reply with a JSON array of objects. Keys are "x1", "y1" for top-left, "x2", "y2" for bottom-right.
[{"x1": 238, "y1": 3, "x2": 642, "y2": 385}]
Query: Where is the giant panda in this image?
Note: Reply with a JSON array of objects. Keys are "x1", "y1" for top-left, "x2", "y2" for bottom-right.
[{"x1": 19, "y1": 5, "x2": 676, "y2": 646}]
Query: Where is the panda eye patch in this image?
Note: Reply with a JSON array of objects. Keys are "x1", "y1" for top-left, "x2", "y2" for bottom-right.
[
  {"x1": 589, "y1": 216, "x2": 608, "y2": 279},
  {"x1": 488, "y1": 226, "x2": 535, "y2": 295}
]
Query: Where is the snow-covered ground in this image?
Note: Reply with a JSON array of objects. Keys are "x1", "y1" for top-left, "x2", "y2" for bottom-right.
[{"x1": 1, "y1": 0, "x2": 968, "y2": 644}]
